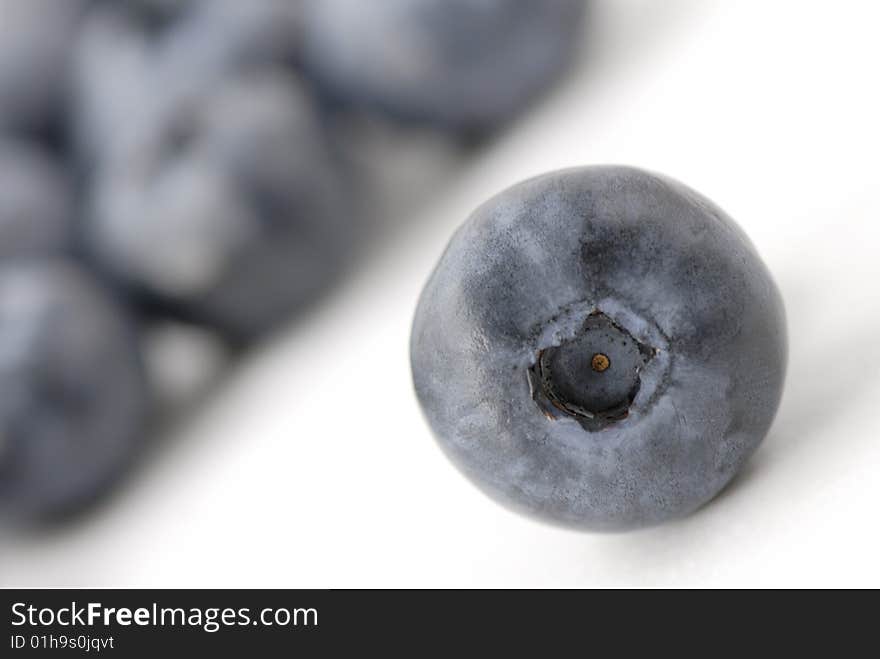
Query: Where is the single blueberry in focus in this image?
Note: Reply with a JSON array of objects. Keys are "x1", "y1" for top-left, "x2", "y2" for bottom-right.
[
  {"x1": 0, "y1": 260, "x2": 147, "y2": 519},
  {"x1": 0, "y1": 139, "x2": 73, "y2": 257},
  {"x1": 411, "y1": 166, "x2": 787, "y2": 531},
  {"x1": 301, "y1": 0, "x2": 585, "y2": 132}
]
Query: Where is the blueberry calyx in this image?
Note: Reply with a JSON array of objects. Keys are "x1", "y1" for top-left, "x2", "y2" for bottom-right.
[{"x1": 529, "y1": 311, "x2": 656, "y2": 430}]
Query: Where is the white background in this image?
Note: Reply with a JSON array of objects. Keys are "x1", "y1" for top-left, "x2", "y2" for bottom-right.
[{"x1": 2, "y1": 0, "x2": 879, "y2": 587}]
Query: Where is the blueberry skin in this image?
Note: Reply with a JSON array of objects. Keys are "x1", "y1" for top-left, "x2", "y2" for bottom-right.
[
  {"x1": 301, "y1": 0, "x2": 584, "y2": 132},
  {"x1": 411, "y1": 166, "x2": 787, "y2": 531},
  {"x1": 0, "y1": 139, "x2": 72, "y2": 257},
  {"x1": 0, "y1": 260, "x2": 147, "y2": 519}
]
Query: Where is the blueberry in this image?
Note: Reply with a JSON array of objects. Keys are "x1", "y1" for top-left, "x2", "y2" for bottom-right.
[
  {"x1": 70, "y1": 3, "x2": 158, "y2": 170},
  {"x1": 155, "y1": 0, "x2": 304, "y2": 84},
  {"x1": 82, "y1": 69, "x2": 351, "y2": 339},
  {"x1": 71, "y1": 1, "x2": 351, "y2": 338},
  {"x1": 0, "y1": 0, "x2": 88, "y2": 132},
  {"x1": 0, "y1": 139, "x2": 72, "y2": 257},
  {"x1": 72, "y1": 0, "x2": 304, "y2": 170},
  {"x1": 0, "y1": 259, "x2": 147, "y2": 519},
  {"x1": 102, "y1": 0, "x2": 187, "y2": 29},
  {"x1": 411, "y1": 166, "x2": 787, "y2": 531},
  {"x1": 301, "y1": 0, "x2": 585, "y2": 132}
]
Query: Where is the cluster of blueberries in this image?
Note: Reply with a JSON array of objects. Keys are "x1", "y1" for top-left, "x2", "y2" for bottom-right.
[
  {"x1": 3, "y1": 0, "x2": 788, "y2": 533},
  {"x1": 0, "y1": 0, "x2": 586, "y2": 522}
]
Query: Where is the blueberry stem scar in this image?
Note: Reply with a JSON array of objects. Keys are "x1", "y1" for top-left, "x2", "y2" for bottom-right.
[{"x1": 528, "y1": 311, "x2": 655, "y2": 430}]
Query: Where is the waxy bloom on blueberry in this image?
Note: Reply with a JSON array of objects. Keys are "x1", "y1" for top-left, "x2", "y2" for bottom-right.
[{"x1": 411, "y1": 166, "x2": 787, "y2": 531}]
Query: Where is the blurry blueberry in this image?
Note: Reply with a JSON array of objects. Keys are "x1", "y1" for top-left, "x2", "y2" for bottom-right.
[
  {"x1": 301, "y1": 0, "x2": 585, "y2": 132},
  {"x1": 155, "y1": 0, "x2": 305, "y2": 88},
  {"x1": 72, "y1": 0, "x2": 304, "y2": 170},
  {"x1": 70, "y1": 3, "x2": 159, "y2": 171},
  {"x1": 0, "y1": 259, "x2": 147, "y2": 519},
  {"x1": 105, "y1": 0, "x2": 188, "y2": 29},
  {"x1": 411, "y1": 166, "x2": 787, "y2": 531},
  {"x1": 83, "y1": 70, "x2": 352, "y2": 339},
  {"x1": 0, "y1": 0, "x2": 88, "y2": 132},
  {"x1": 0, "y1": 139, "x2": 73, "y2": 257}
]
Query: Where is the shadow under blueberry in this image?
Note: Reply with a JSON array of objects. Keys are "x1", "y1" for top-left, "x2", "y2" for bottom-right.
[{"x1": 716, "y1": 276, "x2": 880, "y2": 502}]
